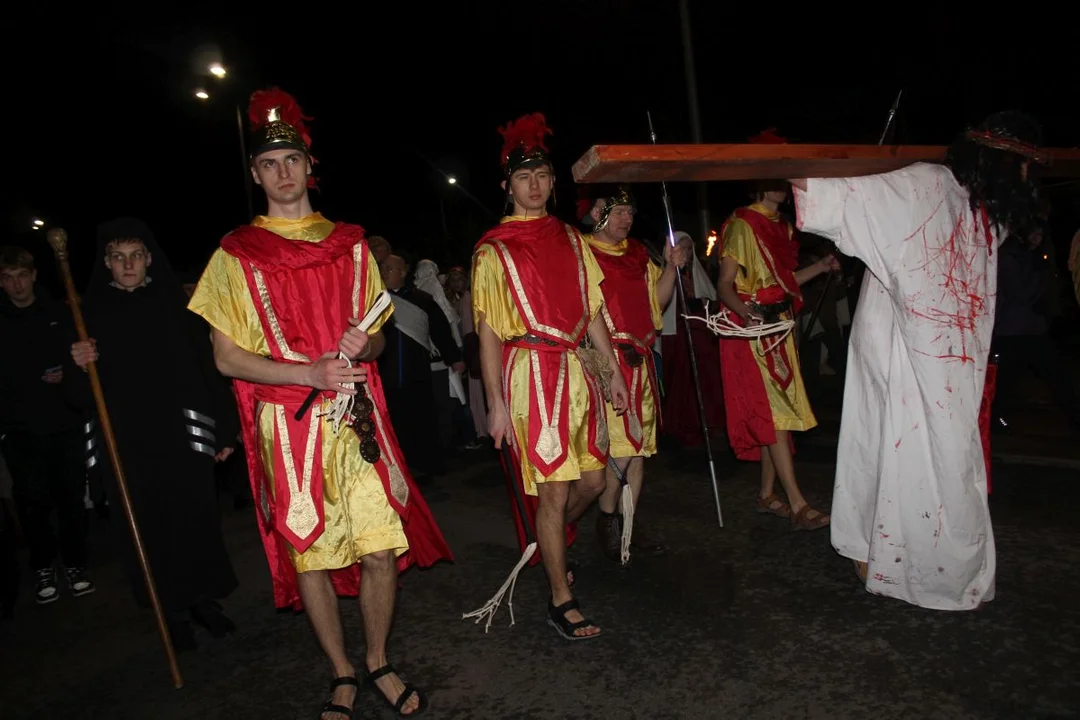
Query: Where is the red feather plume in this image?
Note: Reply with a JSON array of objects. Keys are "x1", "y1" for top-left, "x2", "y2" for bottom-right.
[
  {"x1": 247, "y1": 87, "x2": 318, "y2": 188},
  {"x1": 498, "y1": 112, "x2": 553, "y2": 166},
  {"x1": 248, "y1": 87, "x2": 314, "y2": 148}
]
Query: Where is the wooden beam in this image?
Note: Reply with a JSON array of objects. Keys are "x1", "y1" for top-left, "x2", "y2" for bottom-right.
[{"x1": 572, "y1": 144, "x2": 1080, "y2": 183}]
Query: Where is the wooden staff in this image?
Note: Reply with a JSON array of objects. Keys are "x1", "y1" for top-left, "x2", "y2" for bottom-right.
[{"x1": 46, "y1": 228, "x2": 183, "y2": 689}]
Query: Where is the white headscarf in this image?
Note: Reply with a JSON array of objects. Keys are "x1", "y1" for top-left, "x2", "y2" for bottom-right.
[
  {"x1": 661, "y1": 231, "x2": 717, "y2": 337},
  {"x1": 413, "y1": 259, "x2": 462, "y2": 347}
]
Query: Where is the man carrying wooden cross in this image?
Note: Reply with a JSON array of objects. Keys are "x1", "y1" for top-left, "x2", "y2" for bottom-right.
[{"x1": 790, "y1": 110, "x2": 1045, "y2": 610}]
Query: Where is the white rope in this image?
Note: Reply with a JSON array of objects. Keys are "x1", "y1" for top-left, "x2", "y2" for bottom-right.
[
  {"x1": 683, "y1": 300, "x2": 795, "y2": 356},
  {"x1": 318, "y1": 291, "x2": 392, "y2": 434},
  {"x1": 461, "y1": 542, "x2": 537, "y2": 633},
  {"x1": 619, "y1": 483, "x2": 634, "y2": 566}
]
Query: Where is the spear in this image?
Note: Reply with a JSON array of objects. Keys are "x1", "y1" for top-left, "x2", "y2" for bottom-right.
[
  {"x1": 804, "y1": 90, "x2": 904, "y2": 347},
  {"x1": 648, "y1": 112, "x2": 723, "y2": 528},
  {"x1": 46, "y1": 228, "x2": 183, "y2": 689}
]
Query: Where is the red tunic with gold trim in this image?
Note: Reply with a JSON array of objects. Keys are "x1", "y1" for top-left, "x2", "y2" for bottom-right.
[
  {"x1": 585, "y1": 235, "x2": 664, "y2": 457},
  {"x1": 190, "y1": 218, "x2": 451, "y2": 610},
  {"x1": 718, "y1": 204, "x2": 817, "y2": 460},
  {"x1": 471, "y1": 214, "x2": 609, "y2": 560}
]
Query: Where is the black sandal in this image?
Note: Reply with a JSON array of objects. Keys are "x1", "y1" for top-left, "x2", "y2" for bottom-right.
[
  {"x1": 319, "y1": 676, "x2": 357, "y2": 719},
  {"x1": 367, "y1": 664, "x2": 428, "y2": 716},
  {"x1": 547, "y1": 598, "x2": 601, "y2": 641}
]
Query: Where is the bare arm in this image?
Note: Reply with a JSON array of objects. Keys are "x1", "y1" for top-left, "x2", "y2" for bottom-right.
[
  {"x1": 793, "y1": 257, "x2": 837, "y2": 286},
  {"x1": 586, "y1": 312, "x2": 620, "y2": 371},
  {"x1": 716, "y1": 256, "x2": 761, "y2": 323},
  {"x1": 477, "y1": 313, "x2": 512, "y2": 448},
  {"x1": 586, "y1": 312, "x2": 629, "y2": 414},
  {"x1": 478, "y1": 315, "x2": 504, "y2": 410},
  {"x1": 656, "y1": 263, "x2": 679, "y2": 310}
]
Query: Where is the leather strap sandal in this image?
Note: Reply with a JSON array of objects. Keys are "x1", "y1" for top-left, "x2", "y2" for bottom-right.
[
  {"x1": 319, "y1": 676, "x2": 357, "y2": 719},
  {"x1": 367, "y1": 664, "x2": 427, "y2": 716},
  {"x1": 547, "y1": 598, "x2": 601, "y2": 641}
]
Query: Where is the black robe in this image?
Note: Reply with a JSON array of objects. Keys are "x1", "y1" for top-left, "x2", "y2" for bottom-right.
[
  {"x1": 377, "y1": 287, "x2": 461, "y2": 478},
  {"x1": 69, "y1": 278, "x2": 239, "y2": 613}
]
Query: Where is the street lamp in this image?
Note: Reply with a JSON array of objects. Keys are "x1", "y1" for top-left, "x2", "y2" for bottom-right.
[
  {"x1": 32, "y1": 218, "x2": 44, "y2": 230},
  {"x1": 197, "y1": 60, "x2": 253, "y2": 220},
  {"x1": 447, "y1": 175, "x2": 457, "y2": 185}
]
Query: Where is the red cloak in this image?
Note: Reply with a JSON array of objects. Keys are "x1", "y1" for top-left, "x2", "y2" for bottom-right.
[
  {"x1": 475, "y1": 215, "x2": 607, "y2": 563},
  {"x1": 221, "y1": 222, "x2": 452, "y2": 610}
]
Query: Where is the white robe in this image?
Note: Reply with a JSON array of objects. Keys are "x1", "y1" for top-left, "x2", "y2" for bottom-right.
[{"x1": 793, "y1": 162, "x2": 998, "y2": 611}]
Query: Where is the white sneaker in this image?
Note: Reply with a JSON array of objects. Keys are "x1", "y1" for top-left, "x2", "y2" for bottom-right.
[
  {"x1": 65, "y1": 567, "x2": 96, "y2": 597},
  {"x1": 35, "y1": 568, "x2": 59, "y2": 604}
]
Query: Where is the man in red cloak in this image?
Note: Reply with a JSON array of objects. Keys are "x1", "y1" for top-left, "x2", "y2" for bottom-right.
[
  {"x1": 468, "y1": 112, "x2": 629, "y2": 641},
  {"x1": 715, "y1": 131, "x2": 838, "y2": 532},
  {"x1": 577, "y1": 185, "x2": 685, "y2": 562},
  {"x1": 189, "y1": 88, "x2": 450, "y2": 719}
]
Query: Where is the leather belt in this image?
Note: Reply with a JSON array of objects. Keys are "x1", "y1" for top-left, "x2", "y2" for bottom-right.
[
  {"x1": 508, "y1": 334, "x2": 586, "y2": 349},
  {"x1": 747, "y1": 299, "x2": 792, "y2": 324}
]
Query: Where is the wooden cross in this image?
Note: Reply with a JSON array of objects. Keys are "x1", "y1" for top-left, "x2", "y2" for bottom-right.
[{"x1": 572, "y1": 143, "x2": 1080, "y2": 183}]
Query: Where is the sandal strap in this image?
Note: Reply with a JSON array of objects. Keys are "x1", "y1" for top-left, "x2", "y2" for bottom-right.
[
  {"x1": 550, "y1": 597, "x2": 580, "y2": 615},
  {"x1": 322, "y1": 701, "x2": 353, "y2": 717},
  {"x1": 368, "y1": 664, "x2": 397, "y2": 682},
  {"x1": 394, "y1": 683, "x2": 420, "y2": 713},
  {"x1": 329, "y1": 676, "x2": 358, "y2": 691}
]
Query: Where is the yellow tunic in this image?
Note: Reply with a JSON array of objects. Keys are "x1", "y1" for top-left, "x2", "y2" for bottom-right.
[
  {"x1": 721, "y1": 204, "x2": 817, "y2": 432},
  {"x1": 187, "y1": 212, "x2": 408, "y2": 573},
  {"x1": 585, "y1": 235, "x2": 664, "y2": 458},
  {"x1": 471, "y1": 215, "x2": 607, "y2": 494}
]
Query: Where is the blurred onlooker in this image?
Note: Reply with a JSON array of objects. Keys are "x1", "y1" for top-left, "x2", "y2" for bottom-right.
[
  {"x1": 0, "y1": 245, "x2": 93, "y2": 605},
  {"x1": 992, "y1": 224, "x2": 1080, "y2": 432}
]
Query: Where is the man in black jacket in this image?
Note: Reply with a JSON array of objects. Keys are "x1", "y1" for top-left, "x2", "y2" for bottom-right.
[{"x1": 0, "y1": 245, "x2": 93, "y2": 604}]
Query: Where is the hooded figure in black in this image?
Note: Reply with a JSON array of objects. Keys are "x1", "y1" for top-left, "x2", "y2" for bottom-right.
[{"x1": 67, "y1": 217, "x2": 239, "y2": 649}]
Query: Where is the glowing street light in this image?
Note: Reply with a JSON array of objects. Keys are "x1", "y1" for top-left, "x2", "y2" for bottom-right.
[
  {"x1": 32, "y1": 218, "x2": 45, "y2": 228},
  {"x1": 447, "y1": 175, "x2": 458, "y2": 185},
  {"x1": 209, "y1": 63, "x2": 227, "y2": 78},
  {"x1": 195, "y1": 89, "x2": 209, "y2": 100}
]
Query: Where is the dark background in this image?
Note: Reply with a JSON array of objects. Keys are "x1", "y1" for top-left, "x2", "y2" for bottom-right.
[{"x1": 6, "y1": 4, "x2": 1078, "y2": 293}]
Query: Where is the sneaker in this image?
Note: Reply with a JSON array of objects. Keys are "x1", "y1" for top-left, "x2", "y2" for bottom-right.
[
  {"x1": 65, "y1": 567, "x2": 96, "y2": 597},
  {"x1": 35, "y1": 568, "x2": 59, "y2": 604}
]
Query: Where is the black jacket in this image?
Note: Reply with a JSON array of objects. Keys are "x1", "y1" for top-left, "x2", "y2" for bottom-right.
[{"x1": 0, "y1": 290, "x2": 83, "y2": 435}]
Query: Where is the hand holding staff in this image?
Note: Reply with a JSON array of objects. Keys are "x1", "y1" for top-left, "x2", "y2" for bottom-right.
[{"x1": 46, "y1": 228, "x2": 183, "y2": 689}]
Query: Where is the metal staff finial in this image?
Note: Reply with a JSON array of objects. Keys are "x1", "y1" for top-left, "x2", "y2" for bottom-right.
[{"x1": 647, "y1": 111, "x2": 724, "y2": 527}]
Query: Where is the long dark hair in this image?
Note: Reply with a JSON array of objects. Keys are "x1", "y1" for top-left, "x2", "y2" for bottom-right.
[{"x1": 945, "y1": 111, "x2": 1043, "y2": 238}]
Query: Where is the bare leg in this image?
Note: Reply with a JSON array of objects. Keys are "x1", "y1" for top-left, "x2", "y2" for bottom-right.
[
  {"x1": 765, "y1": 431, "x2": 827, "y2": 522},
  {"x1": 597, "y1": 461, "x2": 622, "y2": 514},
  {"x1": 296, "y1": 570, "x2": 356, "y2": 719},
  {"x1": 569, "y1": 469, "x2": 606, "y2": 523},
  {"x1": 760, "y1": 447, "x2": 777, "y2": 499},
  {"x1": 359, "y1": 550, "x2": 420, "y2": 715},
  {"x1": 597, "y1": 457, "x2": 638, "y2": 512},
  {"x1": 536, "y1": 481, "x2": 600, "y2": 637}
]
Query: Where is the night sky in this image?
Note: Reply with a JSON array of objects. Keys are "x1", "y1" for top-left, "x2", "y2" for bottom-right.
[{"x1": 8, "y1": 5, "x2": 1078, "y2": 292}]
